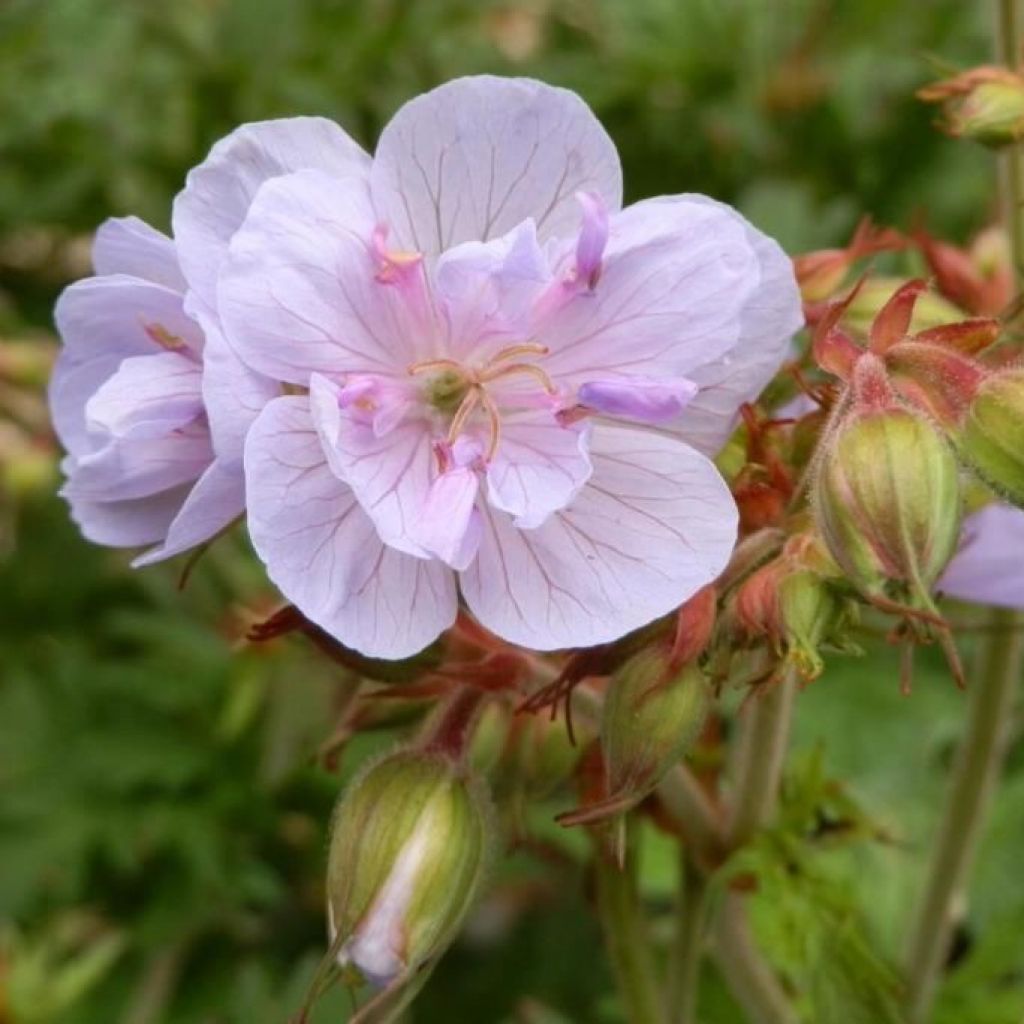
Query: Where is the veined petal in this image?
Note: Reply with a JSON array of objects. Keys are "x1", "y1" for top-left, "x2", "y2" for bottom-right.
[
  {"x1": 485, "y1": 409, "x2": 592, "y2": 528},
  {"x1": 173, "y1": 117, "x2": 371, "y2": 316},
  {"x1": 219, "y1": 170, "x2": 428, "y2": 385},
  {"x1": 93, "y1": 216, "x2": 186, "y2": 291},
  {"x1": 537, "y1": 197, "x2": 760, "y2": 388},
  {"x1": 63, "y1": 482, "x2": 195, "y2": 548},
  {"x1": 51, "y1": 276, "x2": 203, "y2": 455},
  {"x1": 461, "y1": 424, "x2": 737, "y2": 650},
  {"x1": 244, "y1": 396, "x2": 457, "y2": 658},
  {"x1": 371, "y1": 76, "x2": 622, "y2": 255},
  {"x1": 85, "y1": 351, "x2": 203, "y2": 440},
  {"x1": 416, "y1": 465, "x2": 481, "y2": 570},
  {"x1": 309, "y1": 373, "x2": 434, "y2": 557},
  {"x1": 940, "y1": 503, "x2": 1024, "y2": 609},
  {"x1": 132, "y1": 459, "x2": 245, "y2": 567},
  {"x1": 668, "y1": 196, "x2": 804, "y2": 456}
]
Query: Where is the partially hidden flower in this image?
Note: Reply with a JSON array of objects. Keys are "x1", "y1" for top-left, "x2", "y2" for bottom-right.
[
  {"x1": 940, "y1": 502, "x2": 1024, "y2": 608},
  {"x1": 218, "y1": 76, "x2": 803, "y2": 658},
  {"x1": 49, "y1": 116, "x2": 368, "y2": 562}
]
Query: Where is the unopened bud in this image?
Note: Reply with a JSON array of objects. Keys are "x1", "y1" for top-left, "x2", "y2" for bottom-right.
[
  {"x1": 842, "y1": 277, "x2": 964, "y2": 338},
  {"x1": 919, "y1": 66, "x2": 1024, "y2": 148},
  {"x1": 601, "y1": 649, "x2": 711, "y2": 802},
  {"x1": 958, "y1": 366, "x2": 1024, "y2": 507},
  {"x1": 326, "y1": 750, "x2": 491, "y2": 988},
  {"x1": 814, "y1": 382, "x2": 961, "y2": 608}
]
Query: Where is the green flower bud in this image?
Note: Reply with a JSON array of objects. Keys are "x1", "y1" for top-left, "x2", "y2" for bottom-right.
[
  {"x1": 919, "y1": 66, "x2": 1024, "y2": 148},
  {"x1": 957, "y1": 366, "x2": 1024, "y2": 507},
  {"x1": 814, "y1": 405, "x2": 961, "y2": 608},
  {"x1": 326, "y1": 750, "x2": 492, "y2": 988},
  {"x1": 602, "y1": 648, "x2": 711, "y2": 802}
]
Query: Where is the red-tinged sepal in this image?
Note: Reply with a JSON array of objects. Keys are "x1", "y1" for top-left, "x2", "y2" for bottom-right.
[
  {"x1": 885, "y1": 340, "x2": 988, "y2": 427},
  {"x1": 913, "y1": 317, "x2": 1002, "y2": 355},
  {"x1": 869, "y1": 278, "x2": 927, "y2": 354}
]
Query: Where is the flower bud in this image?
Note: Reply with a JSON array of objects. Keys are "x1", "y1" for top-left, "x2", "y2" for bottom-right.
[
  {"x1": 325, "y1": 750, "x2": 491, "y2": 988},
  {"x1": 841, "y1": 277, "x2": 964, "y2": 338},
  {"x1": 601, "y1": 648, "x2": 711, "y2": 802},
  {"x1": 919, "y1": 66, "x2": 1024, "y2": 148},
  {"x1": 957, "y1": 366, "x2": 1024, "y2": 507},
  {"x1": 814, "y1": 379, "x2": 962, "y2": 608}
]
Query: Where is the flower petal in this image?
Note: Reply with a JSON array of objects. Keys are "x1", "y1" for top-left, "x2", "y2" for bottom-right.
[
  {"x1": 63, "y1": 483, "x2": 195, "y2": 548},
  {"x1": 669, "y1": 196, "x2": 803, "y2": 455},
  {"x1": 173, "y1": 117, "x2": 370, "y2": 316},
  {"x1": 417, "y1": 466, "x2": 481, "y2": 570},
  {"x1": 371, "y1": 76, "x2": 622, "y2": 255},
  {"x1": 132, "y1": 459, "x2": 245, "y2": 567},
  {"x1": 577, "y1": 376, "x2": 698, "y2": 424},
  {"x1": 245, "y1": 395, "x2": 457, "y2": 658},
  {"x1": 51, "y1": 276, "x2": 203, "y2": 455},
  {"x1": 485, "y1": 410, "x2": 592, "y2": 528},
  {"x1": 85, "y1": 351, "x2": 203, "y2": 440},
  {"x1": 537, "y1": 197, "x2": 761, "y2": 388},
  {"x1": 461, "y1": 423, "x2": 737, "y2": 649},
  {"x1": 219, "y1": 169, "x2": 426, "y2": 385},
  {"x1": 309, "y1": 373, "x2": 434, "y2": 557},
  {"x1": 940, "y1": 503, "x2": 1024, "y2": 609},
  {"x1": 93, "y1": 216, "x2": 187, "y2": 291}
]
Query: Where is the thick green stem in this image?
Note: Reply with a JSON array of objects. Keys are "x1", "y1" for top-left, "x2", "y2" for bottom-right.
[
  {"x1": 904, "y1": 608, "x2": 1024, "y2": 1022},
  {"x1": 667, "y1": 854, "x2": 711, "y2": 1024},
  {"x1": 727, "y1": 673, "x2": 798, "y2": 846},
  {"x1": 594, "y1": 832, "x2": 667, "y2": 1024}
]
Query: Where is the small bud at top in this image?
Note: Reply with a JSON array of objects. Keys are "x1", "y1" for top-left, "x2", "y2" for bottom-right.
[{"x1": 918, "y1": 66, "x2": 1024, "y2": 148}]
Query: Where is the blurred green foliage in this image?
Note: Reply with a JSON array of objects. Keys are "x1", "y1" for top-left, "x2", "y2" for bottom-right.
[{"x1": 1, "y1": 1, "x2": 1021, "y2": 1022}]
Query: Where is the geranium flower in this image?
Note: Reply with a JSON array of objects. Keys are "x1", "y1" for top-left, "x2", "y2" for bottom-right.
[
  {"x1": 940, "y1": 502, "x2": 1024, "y2": 608},
  {"x1": 50, "y1": 118, "x2": 367, "y2": 562},
  {"x1": 217, "y1": 76, "x2": 802, "y2": 658}
]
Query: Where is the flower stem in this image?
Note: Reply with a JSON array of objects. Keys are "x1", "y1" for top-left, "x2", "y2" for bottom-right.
[
  {"x1": 594, "y1": 824, "x2": 667, "y2": 1024},
  {"x1": 903, "y1": 608, "x2": 1024, "y2": 1022},
  {"x1": 667, "y1": 853, "x2": 710, "y2": 1024}
]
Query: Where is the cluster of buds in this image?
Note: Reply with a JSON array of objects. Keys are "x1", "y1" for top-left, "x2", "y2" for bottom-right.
[{"x1": 918, "y1": 66, "x2": 1024, "y2": 148}]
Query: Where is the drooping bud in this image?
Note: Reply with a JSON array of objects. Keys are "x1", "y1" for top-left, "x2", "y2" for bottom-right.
[
  {"x1": 813, "y1": 357, "x2": 962, "y2": 611},
  {"x1": 918, "y1": 66, "x2": 1024, "y2": 148},
  {"x1": 324, "y1": 750, "x2": 491, "y2": 990},
  {"x1": 957, "y1": 366, "x2": 1024, "y2": 507}
]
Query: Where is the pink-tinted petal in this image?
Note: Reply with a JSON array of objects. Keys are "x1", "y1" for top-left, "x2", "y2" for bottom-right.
[
  {"x1": 572, "y1": 190, "x2": 609, "y2": 290},
  {"x1": 309, "y1": 373, "x2": 434, "y2": 557},
  {"x1": 219, "y1": 170, "x2": 428, "y2": 385},
  {"x1": 417, "y1": 465, "x2": 481, "y2": 570},
  {"x1": 63, "y1": 482, "x2": 194, "y2": 548},
  {"x1": 668, "y1": 196, "x2": 803, "y2": 455},
  {"x1": 577, "y1": 376, "x2": 698, "y2": 424},
  {"x1": 434, "y1": 219, "x2": 551, "y2": 359},
  {"x1": 244, "y1": 396, "x2": 457, "y2": 658},
  {"x1": 940, "y1": 504, "x2": 1024, "y2": 609},
  {"x1": 51, "y1": 276, "x2": 203, "y2": 455},
  {"x1": 371, "y1": 76, "x2": 622, "y2": 255},
  {"x1": 537, "y1": 197, "x2": 760, "y2": 388},
  {"x1": 63, "y1": 425, "x2": 213, "y2": 503},
  {"x1": 85, "y1": 351, "x2": 203, "y2": 440},
  {"x1": 92, "y1": 216, "x2": 186, "y2": 291},
  {"x1": 485, "y1": 410, "x2": 592, "y2": 528},
  {"x1": 132, "y1": 459, "x2": 245, "y2": 566},
  {"x1": 173, "y1": 117, "x2": 370, "y2": 316},
  {"x1": 461, "y1": 423, "x2": 737, "y2": 650}
]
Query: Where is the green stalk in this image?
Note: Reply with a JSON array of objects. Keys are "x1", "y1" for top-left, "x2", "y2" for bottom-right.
[
  {"x1": 904, "y1": 4, "x2": 1024, "y2": 1018},
  {"x1": 594, "y1": 828, "x2": 667, "y2": 1024},
  {"x1": 904, "y1": 612, "x2": 1024, "y2": 1021},
  {"x1": 667, "y1": 854, "x2": 711, "y2": 1024}
]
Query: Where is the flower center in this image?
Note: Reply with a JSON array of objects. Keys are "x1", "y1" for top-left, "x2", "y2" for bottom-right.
[{"x1": 408, "y1": 342, "x2": 557, "y2": 460}]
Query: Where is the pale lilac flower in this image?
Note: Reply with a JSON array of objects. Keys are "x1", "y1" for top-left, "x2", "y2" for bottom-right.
[
  {"x1": 50, "y1": 118, "x2": 368, "y2": 562},
  {"x1": 940, "y1": 502, "x2": 1024, "y2": 608},
  {"x1": 216, "y1": 77, "x2": 801, "y2": 658}
]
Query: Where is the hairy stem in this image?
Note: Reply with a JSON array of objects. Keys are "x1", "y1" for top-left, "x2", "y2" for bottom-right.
[
  {"x1": 594, "y1": 828, "x2": 667, "y2": 1024},
  {"x1": 904, "y1": 608, "x2": 1024, "y2": 1022},
  {"x1": 667, "y1": 853, "x2": 711, "y2": 1024}
]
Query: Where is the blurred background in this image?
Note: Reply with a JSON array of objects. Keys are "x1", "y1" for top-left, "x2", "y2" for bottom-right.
[{"x1": 1, "y1": 2, "x2": 1018, "y2": 1022}]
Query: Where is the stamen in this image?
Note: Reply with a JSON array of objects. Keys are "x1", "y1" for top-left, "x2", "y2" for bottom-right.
[
  {"x1": 407, "y1": 357, "x2": 465, "y2": 377},
  {"x1": 487, "y1": 342, "x2": 549, "y2": 365},
  {"x1": 480, "y1": 362, "x2": 559, "y2": 394},
  {"x1": 447, "y1": 386, "x2": 481, "y2": 443},
  {"x1": 478, "y1": 388, "x2": 503, "y2": 461}
]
